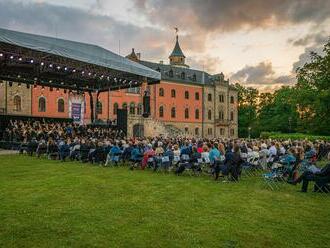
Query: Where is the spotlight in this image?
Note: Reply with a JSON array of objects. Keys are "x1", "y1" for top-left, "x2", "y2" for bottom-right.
[
  {"x1": 18, "y1": 57, "x2": 22, "y2": 61},
  {"x1": 64, "y1": 67, "x2": 68, "y2": 71},
  {"x1": 0, "y1": 53, "x2": 3, "y2": 57},
  {"x1": 61, "y1": 82, "x2": 64, "y2": 85},
  {"x1": 49, "y1": 80, "x2": 53, "y2": 83},
  {"x1": 10, "y1": 55, "x2": 14, "y2": 59},
  {"x1": 82, "y1": 71, "x2": 85, "y2": 75},
  {"x1": 88, "y1": 72, "x2": 91, "y2": 76},
  {"x1": 41, "y1": 62, "x2": 44, "y2": 66},
  {"x1": 30, "y1": 59, "x2": 34, "y2": 63},
  {"x1": 49, "y1": 64, "x2": 53, "y2": 68},
  {"x1": 56, "y1": 66, "x2": 61, "y2": 70},
  {"x1": 72, "y1": 69, "x2": 76, "y2": 73}
]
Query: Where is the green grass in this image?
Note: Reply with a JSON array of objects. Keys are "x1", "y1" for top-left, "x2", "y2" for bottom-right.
[{"x1": 0, "y1": 155, "x2": 329, "y2": 248}]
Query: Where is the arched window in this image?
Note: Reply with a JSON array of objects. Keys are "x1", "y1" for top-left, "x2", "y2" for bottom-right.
[
  {"x1": 230, "y1": 96, "x2": 235, "y2": 104},
  {"x1": 184, "y1": 127, "x2": 189, "y2": 133},
  {"x1": 169, "y1": 69, "x2": 173, "y2": 77},
  {"x1": 122, "y1": 102, "x2": 127, "y2": 110},
  {"x1": 181, "y1": 72, "x2": 185, "y2": 79},
  {"x1": 13, "y1": 95, "x2": 21, "y2": 112},
  {"x1": 195, "y1": 127, "x2": 199, "y2": 135},
  {"x1": 208, "y1": 109, "x2": 212, "y2": 120},
  {"x1": 159, "y1": 106, "x2": 164, "y2": 117},
  {"x1": 171, "y1": 89, "x2": 176, "y2": 98},
  {"x1": 129, "y1": 102, "x2": 135, "y2": 115},
  {"x1": 192, "y1": 74, "x2": 197, "y2": 81},
  {"x1": 159, "y1": 87, "x2": 164, "y2": 97},
  {"x1": 57, "y1": 98, "x2": 64, "y2": 112},
  {"x1": 137, "y1": 104, "x2": 143, "y2": 115},
  {"x1": 195, "y1": 92, "x2": 199, "y2": 100},
  {"x1": 96, "y1": 101, "x2": 102, "y2": 114},
  {"x1": 195, "y1": 109, "x2": 199, "y2": 119},
  {"x1": 184, "y1": 91, "x2": 189, "y2": 99},
  {"x1": 113, "y1": 103, "x2": 118, "y2": 115},
  {"x1": 184, "y1": 108, "x2": 189, "y2": 119},
  {"x1": 38, "y1": 97, "x2": 46, "y2": 112},
  {"x1": 219, "y1": 110, "x2": 224, "y2": 120},
  {"x1": 230, "y1": 111, "x2": 234, "y2": 121},
  {"x1": 171, "y1": 107, "x2": 176, "y2": 118},
  {"x1": 208, "y1": 93, "x2": 212, "y2": 101}
]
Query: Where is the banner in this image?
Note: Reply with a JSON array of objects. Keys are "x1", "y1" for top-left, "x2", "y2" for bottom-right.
[
  {"x1": 69, "y1": 94, "x2": 85, "y2": 124},
  {"x1": 71, "y1": 103, "x2": 81, "y2": 122}
]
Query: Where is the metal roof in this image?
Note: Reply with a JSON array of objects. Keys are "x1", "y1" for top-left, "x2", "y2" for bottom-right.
[{"x1": 0, "y1": 27, "x2": 160, "y2": 81}]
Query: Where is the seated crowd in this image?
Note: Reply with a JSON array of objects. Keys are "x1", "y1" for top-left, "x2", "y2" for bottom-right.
[{"x1": 1, "y1": 120, "x2": 330, "y2": 193}]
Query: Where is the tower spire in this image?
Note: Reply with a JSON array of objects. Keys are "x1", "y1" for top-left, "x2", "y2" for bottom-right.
[{"x1": 169, "y1": 29, "x2": 188, "y2": 67}]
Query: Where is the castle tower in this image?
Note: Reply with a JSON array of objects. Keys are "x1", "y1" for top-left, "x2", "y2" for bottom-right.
[{"x1": 169, "y1": 35, "x2": 189, "y2": 68}]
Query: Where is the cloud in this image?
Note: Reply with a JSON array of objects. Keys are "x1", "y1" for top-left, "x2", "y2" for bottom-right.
[
  {"x1": 292, "y1": 45, "x2": 325, "y2": 72},
  {"x1": 0, "y1": 0, "x2": 170, "y2": 61},
  {"x1": 133, "y1": 0, "x2": 330, "y2": 33},
  {"x1": 230, "y1": 61, "x2": 296, "y2": 89},
  {"x1": 288, "y1": 32, "x2": 329, "y2": 46}
]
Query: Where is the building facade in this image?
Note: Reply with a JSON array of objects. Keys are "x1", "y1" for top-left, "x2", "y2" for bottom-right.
[{"x1": 0, "y1": 35, "x2": 238, "y2": 138}]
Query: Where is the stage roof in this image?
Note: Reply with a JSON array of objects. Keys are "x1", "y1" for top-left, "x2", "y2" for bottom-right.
[{"x1": 0, "y1": 28, "x2": 160, "y2": 92}]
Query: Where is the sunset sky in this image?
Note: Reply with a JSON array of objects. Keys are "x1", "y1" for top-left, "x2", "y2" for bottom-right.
[{"x1": 0, "y1": 0, "x2": 329, "y2": 91}]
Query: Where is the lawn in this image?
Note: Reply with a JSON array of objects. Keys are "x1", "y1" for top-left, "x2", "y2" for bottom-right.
[{"x1": 0, "y1": 155, "x2": 329, "y2": 248}]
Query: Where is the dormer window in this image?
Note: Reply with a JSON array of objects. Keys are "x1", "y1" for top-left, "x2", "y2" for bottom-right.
[
  {"x1": 169, "y1": 69, "x2": 173, "y2": 77},
  {"x1": 156, "y1": 67, "x2": 161, "y2": 72},
  {"x1": 181, "y1": 72, "x2": 185, "y2": 79},
  {"x1": 192, "y1": 74, "x2": 196, "y2": 81}
]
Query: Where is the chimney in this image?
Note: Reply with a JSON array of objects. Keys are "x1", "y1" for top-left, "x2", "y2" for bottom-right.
[{"x1": 136, "y1": 53, "x2": 141, "y2": 60}]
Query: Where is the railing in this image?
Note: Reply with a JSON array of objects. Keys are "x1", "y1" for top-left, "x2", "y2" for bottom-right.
[{"x1": 215, "y1": 119, "x2": 230, "y2": 125}]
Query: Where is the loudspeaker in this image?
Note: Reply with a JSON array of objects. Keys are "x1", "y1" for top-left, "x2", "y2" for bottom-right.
[
  {"x1": 143, "y1": 95, "x2": 150, "y2": 118},
  {"x1": 117, "y1": 108, "x2": 128, "y2": 135}
]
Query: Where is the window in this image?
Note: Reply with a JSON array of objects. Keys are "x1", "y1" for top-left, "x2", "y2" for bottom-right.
[
  {"x1": 220, "y1": 128, "x2": 225, "y2": 135},
  {"x1": 230, "y1": 129, "x2": 235, "y2": 136},
  {"x1": 230, "y1": 111, "x2": 234, "y2": 121},
  {"x1": 195, "y1": 92, "x2": 199, "y2": 100},
  {"x1": 184, "y1": 127, "x2": 188, "y2": 133},
  {"x1": 219, "y1": 94, "x2": 224, "y2": 103},
  {"x1": 13, "y1": 95, "x2": 21, "y2": 112},
  {"x1": 122, "y1": 102, "x2": 127, "y2": 110},
  {"x1": 181, "y1": 72, "x2": 185, "y2": 79},
  {"x1": 171, "y1": 89, "x2": 176, "y2": 98},
  {"x1": 184, "y1": 108, "x2": 189, "y2": 119},
  {"x1": 96, "y1": 101, "x2": 102, "y2": 114},
  {"x1": 230, "y1": 96, "x2": 235, "y2": 104},
  {"x1": 219, "y1": 110, "x2": 224, "y2": 120},
  {"x1": 38, "y1": 97, "x2": 46, "y2": 112},
  {"x1": 195, "y1": 109, "x2": 199, "y2": 119},
  {"x1": 159, "y1": 106, "x2": 164, "y2": 117},
  {"x1": 208, "y1": 93, "x2": 212, "y2": 101},
  {"x1": 192, "y1": 74, "x2": 197, "y2": 81},
  {"x1": 127, "y1": 87, "x2": 141, "y2": 94},
  {"x1": 169, "y1": 69, "x2": 173, "y2": 77},
  {"x1": 195, "y1": 127, "x2": 199, "y2": 135},
  {"x1": 159, "y1": 87, "x2": 164, "y2": 97},
  {"x1": 137, "y1": 104, "x2": 143, "y2": 115},
  {"x1": 171, "y1": 107, "x2": 176, "y2": 118},
  {"x1": 113, "y1": 103, "x2": 118, "y2": 115},
  {"x1": 184, "y1": 91, "x2": 189, "y2": 99},
  {"x1": 208, "y1": 128, "x2": 213, "y2": 135},
  {"x1": 129, "y1": 102, "x2": 135, "y2": 115},
  {"x1": 57, "y1": 98, "x2": 64, "y2": 112},
  {"x1": 208, "y1": 110, "x2": 212, "y2": 120}
]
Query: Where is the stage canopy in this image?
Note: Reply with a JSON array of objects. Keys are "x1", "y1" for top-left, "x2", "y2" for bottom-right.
[{"x1": 0, "y1": 28, "x2": 160, "y2": 92}]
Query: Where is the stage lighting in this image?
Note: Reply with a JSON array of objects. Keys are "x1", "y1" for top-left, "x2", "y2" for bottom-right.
[
  {"x1": 49, "y1": 64, "x2": 53, "y2": 68},
  {"x1": 41, "y1": 62, "x2": 44, "y2": 66},
  {"x1": 88, "y1": 72, "x2": 91, "y2": 76},
  {"x1": 30, "y1": 59, "x2": 34, "y2": 63},
  {"x1": 72, "y1": 69, "x2": 76, "y2": 73},
  {"x1": 57, "y1": 66, "x2": 61, "y2": 70},
  {"x1": 0, "y1": 53, "x2": 3, "y2": 57},
  {"x1": 10, "y1": 55, "x2": 14, "y2": 59},
  {"x1": 64, "y1": 67, "x2": 68, "y2": 71},
  {"x1": 18, "y1": 57, "x2": 22, "y2": 61},
  {"x1": 82, "y1": 71, "x2": 85, "y2": 74}
]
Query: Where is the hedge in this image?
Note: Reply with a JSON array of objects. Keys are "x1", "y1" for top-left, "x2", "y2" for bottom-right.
[{"x1": 259, "y1": 132, "x2": 330, "y2": 141}]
